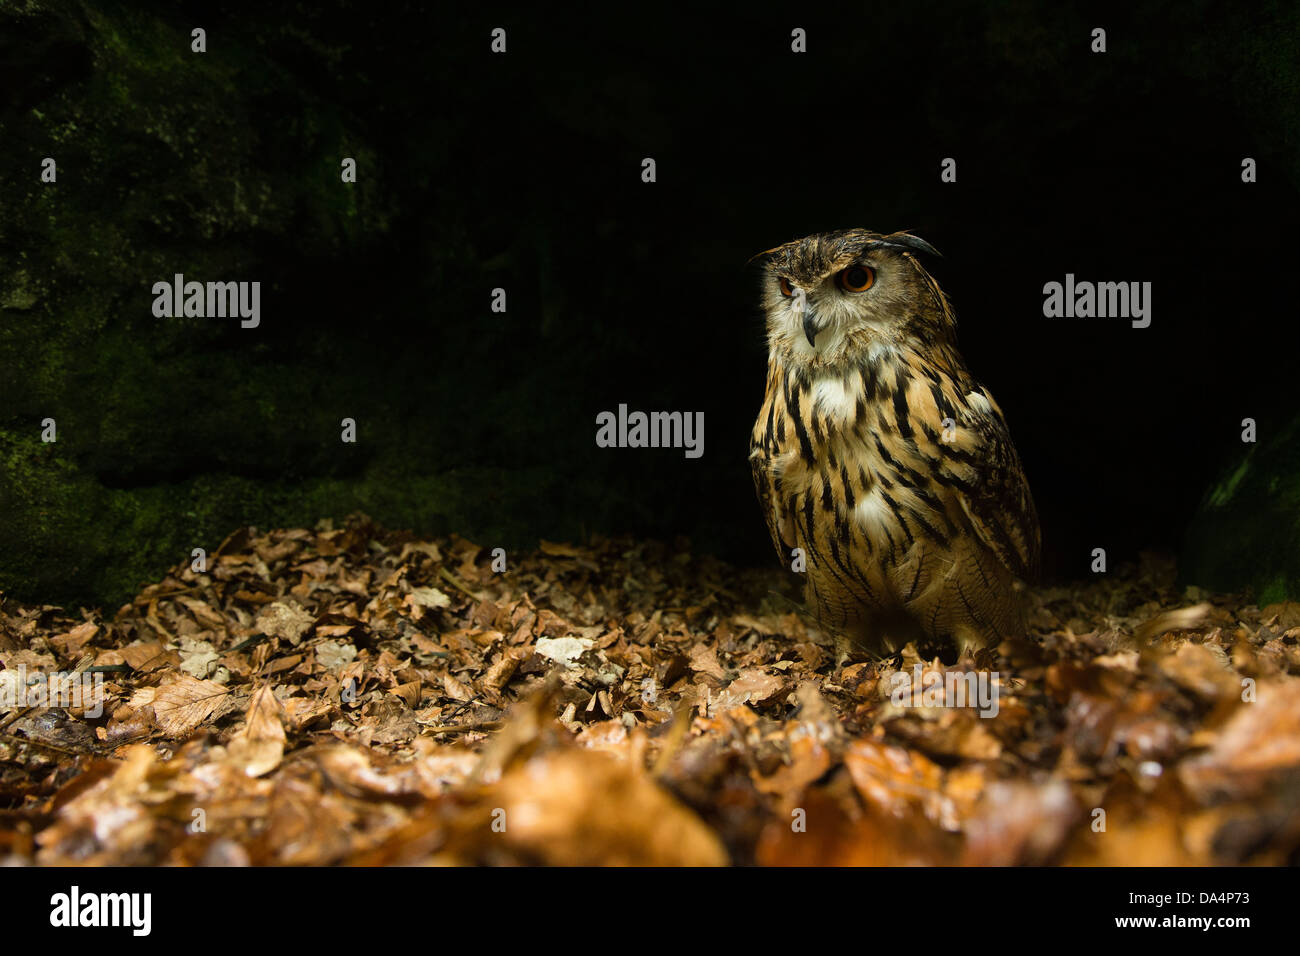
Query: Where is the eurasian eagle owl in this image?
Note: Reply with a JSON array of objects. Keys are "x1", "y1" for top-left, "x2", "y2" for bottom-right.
[{"x1": 749, "y1": 228, "x2": 1040, "y2": 658}]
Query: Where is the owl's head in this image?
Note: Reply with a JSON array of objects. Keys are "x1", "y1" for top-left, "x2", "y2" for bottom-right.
[{"x1": 755, "y1": 228, "x2": 956, "y2": 369}]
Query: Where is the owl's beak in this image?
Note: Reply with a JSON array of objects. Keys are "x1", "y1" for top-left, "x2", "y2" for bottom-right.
[{"x1": 802, "y1": 310, "x2": 823, "y2": 347}]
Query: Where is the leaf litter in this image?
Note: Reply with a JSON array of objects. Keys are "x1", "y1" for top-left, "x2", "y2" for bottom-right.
[{"x1": 1, "y1": 515, "x2": 1298, "y2": 865}]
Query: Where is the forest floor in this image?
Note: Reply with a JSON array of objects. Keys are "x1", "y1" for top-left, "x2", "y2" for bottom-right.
[{"x1": 1, "y1": 515, "x2": 1298, "y2": 865}]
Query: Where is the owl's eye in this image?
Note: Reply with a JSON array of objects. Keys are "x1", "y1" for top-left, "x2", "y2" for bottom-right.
[
  {"x1": 837, "y1": 265, "x2": 875, "y2": 292},
  {"x1": 778, "y1": 276, "x2": 795, "y2": 297}
]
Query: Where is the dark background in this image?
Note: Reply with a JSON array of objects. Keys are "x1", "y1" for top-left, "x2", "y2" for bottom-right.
[{"x1": 1, "y1": 0, "x2": 1298, "y2": 608}]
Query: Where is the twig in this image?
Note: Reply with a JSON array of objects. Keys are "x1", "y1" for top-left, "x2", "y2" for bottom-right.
[
  {"x1": 131, "y1": 585, "x2": 198, "y2": 605},
  {"x1": 437, "y1": 567, "x2": 479, "y2": 600},
  {"x1": 0, "y1": 731, "x2": 97, "y2": 758},
  {"x1": 422, "y1": 720, "x2": 503, "y2": 735}
]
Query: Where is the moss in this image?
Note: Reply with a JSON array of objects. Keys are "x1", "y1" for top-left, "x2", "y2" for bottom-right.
[
  {"x1": 0, "y1": 1, "x2": 420, "y2": 602},
  {"x1": 0, "y1": 429, "x2": 110, "y2": 603},
  {"x1": 0, "y1": 418, "x2": 574, "y2": 607},
  {"x1": 1257, "y1": 578, "x2": 1291, "y2": 608},
  {"x1": 1182, "y1": 414, "x2": 1300, "y2": 601},
  {"x1": 1208, "y1": 456, "x2": 1253, "y2": 508}
]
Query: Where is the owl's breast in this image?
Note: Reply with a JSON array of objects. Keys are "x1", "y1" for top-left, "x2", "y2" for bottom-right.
[{"x1": 760, "y1": 356, "x2": 971, "y2": 569}]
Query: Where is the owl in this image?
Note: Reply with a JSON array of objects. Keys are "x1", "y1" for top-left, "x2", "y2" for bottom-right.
[{"x1": 749, "y1": 228, "x2": 1040, "y2": 658}]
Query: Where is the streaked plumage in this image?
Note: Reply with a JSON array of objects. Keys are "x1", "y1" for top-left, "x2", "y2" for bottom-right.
[{"x1": 749, "y1": 228, "x2": 1040, "y2": 657}]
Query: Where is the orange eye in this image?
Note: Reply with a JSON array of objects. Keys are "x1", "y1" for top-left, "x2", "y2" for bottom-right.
[
  {"x1": 778, "y1": 276, "x2": 795, "y2": 297},
  {"x1": 837, "y1": 265, "x2": 875, "y2": 292}
]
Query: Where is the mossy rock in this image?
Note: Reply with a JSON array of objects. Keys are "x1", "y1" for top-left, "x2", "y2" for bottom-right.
[
  {"x1": 0, "y1": 2, "x2": 531, "y2": 609},
  {"x1": 1182, "y1": 415, "x2": 1300, "y2": 603}
]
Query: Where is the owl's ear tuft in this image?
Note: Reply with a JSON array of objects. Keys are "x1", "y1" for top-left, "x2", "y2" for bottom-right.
[{"x1": 877, "y1": 232, "x2": 941, "y2": 258}]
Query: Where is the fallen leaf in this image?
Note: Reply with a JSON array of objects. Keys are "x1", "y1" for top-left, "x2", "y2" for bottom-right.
[
  {"x1": 226, "y1": 684, "x2": 287, "y2": 776},
  {"x1": 150, "y1": 674, "x2": 231, "y2": 737},
  {"x1": 257, "y1": 602, "x2": 316, "y2": 646}
]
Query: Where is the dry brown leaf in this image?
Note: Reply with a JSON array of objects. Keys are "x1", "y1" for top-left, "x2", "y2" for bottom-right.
[
  {"x1": 226, "y1": 684, "x2": 288, "y2": 777},
  {"x1": 715, "y1": 668, "x2": 785, "y2": 711},
  {"x1": 52, "y1": 621, "x2": 99, "y2": 657},
  {"x1": 488, "y1": 748, "x2": 728, "y2": 865},
  {"x1": 1179, "y1": 678, "x2": 1300, "y2": 801},
  {"x1": 150, "y1": 674, "x2": 231, "y2": 737},
  {"x1": 257, "y1": 602, "x2": 315, "y2": 646}
]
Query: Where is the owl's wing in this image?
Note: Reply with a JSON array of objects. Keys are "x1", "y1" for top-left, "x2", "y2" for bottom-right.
[
  {"x1": 750, "y1": 446, "x2": 796, "y2": 566},
  {"x1": 750, "y1": 390, "x2": 797, "y2": 567},
  {"x1": 914, "y1": 377, "x2": 1041, "y2": 583}
]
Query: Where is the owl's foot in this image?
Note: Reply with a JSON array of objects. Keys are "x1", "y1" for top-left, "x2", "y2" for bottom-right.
[
  {"x1": 950, "y1": 625, "x2": 1003, "y2": 665},
  {"x1": 832, "y1": 633, "x2": 856, "y2": 668}
]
